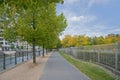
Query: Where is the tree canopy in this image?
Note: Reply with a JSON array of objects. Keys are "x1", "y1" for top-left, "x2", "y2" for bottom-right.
[
  {"x1": 61, "y1": 34, "x2": 120, "y2": 48},
  {"x1": 1, "y1": 0, "x2": 67, "y2": 63}
]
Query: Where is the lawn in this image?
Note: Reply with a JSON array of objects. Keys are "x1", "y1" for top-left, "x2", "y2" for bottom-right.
[{"x1": 59, "y1": 52, "x2": 115, "y2": 80}]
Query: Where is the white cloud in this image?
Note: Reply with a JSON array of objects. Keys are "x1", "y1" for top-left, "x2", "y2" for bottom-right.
[
  {"x1": 88, "y1": 0, "x2": 111, "y2": 8},
  {"x1": 62, "y1": 25, "x2": 105, "y2": 37},
  {"x1": 68, "y1": 15, "x2": 96, "y2": 23},
  {"x1": 58, "y1": 0, "x2": 120, "y2": 39},
  {"x1": 64, "y1": 0, "x2": 80, "y2": 5},
  {"x1": 106, "y1": 26, "x2": 120, "y2": 34},
  {"x1": 69, "y1": 16, "x2": 85, "y2": 22}
]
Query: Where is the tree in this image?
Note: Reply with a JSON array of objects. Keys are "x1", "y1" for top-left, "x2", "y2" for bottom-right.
[
  {"x1": 0, "y1": 1, "x2": 19, "y2": 51},
  {"x1": 17, "y1": 1, "x2": 66, "y2": 63},
  {"x1": 61, "y1": 34, "x2": 120, "y2": 47},
  {"x1": 75, "y1": 35, "x2": 89, "y2": 46},
  {"x1": 105, "y1": 34, "x2": 120, "y2": 44},
  {"x1": 61, "y1": 35, "x2": 71, "y2": 47},
  {"x1": 96, "y1": 36, "x2": 105, "y2": 44},
  {"x1": 90, "y1": 36, "x2": 97, "y2": 45},
  {"x1": 2, "y1": 0, "x2": 67, "y2": 63},
  {"x1": 3, "y1": 25, "x2": 18, "y2": 43}
]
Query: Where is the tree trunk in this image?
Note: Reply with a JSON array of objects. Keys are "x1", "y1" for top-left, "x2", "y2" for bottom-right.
[
  {"x1": 32, "y1": 38, "x2": 36, "y2": 63},
  {"x1": 32, "y1": 8, "x2": 36, "y2": 63}
]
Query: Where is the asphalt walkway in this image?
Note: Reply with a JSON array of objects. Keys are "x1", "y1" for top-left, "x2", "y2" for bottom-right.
[{"x1": 40, "y1": 52, "x2": 90, "y2": 80}]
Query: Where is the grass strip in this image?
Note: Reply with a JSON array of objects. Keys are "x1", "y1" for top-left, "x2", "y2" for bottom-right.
[{"x1": 59, "y1": 52, "x2": 115, "y2": 80}]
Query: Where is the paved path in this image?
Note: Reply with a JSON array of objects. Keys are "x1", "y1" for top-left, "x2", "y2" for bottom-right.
[
  {"x1": 0, "y1": 53, "x2": 50, "y2": 80},
  {"x1": 40, "y1": 52, "x2": 90, "y2": 80}
]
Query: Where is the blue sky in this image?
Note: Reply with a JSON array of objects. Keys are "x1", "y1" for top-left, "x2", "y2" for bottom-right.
[{"x1": 57, "y1": 0, "x2": 120, "y2": 38}]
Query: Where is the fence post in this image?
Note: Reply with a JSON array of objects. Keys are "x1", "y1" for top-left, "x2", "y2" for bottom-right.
[
  {"x1": 39, "y1": 50, "x2": 40, "y2": 56},
  {"x1": 83, "y1": 52, "x2": 85, "y2": 61},
  {"x1": 27, "y1": 44, "x2": 29, "y2": 60},
  {"x1": 15, "y1": 53, "x2": 17, "y2": 64},
  {"x1": 115, "y1": 42, "x2": 118, "y2": 70},
  {"x1": 115, "y1": 42, "x2": 119, "y2": 80},
  {"x1": 3, "y1": 53, "x2": 6, "y2": 69},
  {"x1": 69, "y1": 47, "x2": 72, "y2": 55},
  {"x1": 22, "y1": 52, "x2": 24, "y2": 62},
  {"x1": 98, "y1": 50, "x2": 100, "y2": 64},
  {"x1": 19, "y1": 52, "x2": 20, "y2": 61},
  {"x1": 27, "y1": 51, "x2": 28, "y2": 60},
  {"x1": 10, "y1": 54, "x2": 12, "y2": 64}
]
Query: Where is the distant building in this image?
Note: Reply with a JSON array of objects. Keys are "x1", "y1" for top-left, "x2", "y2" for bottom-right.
[
  {"x1": 0, "y1": 37, "x2": 10, "y2": 51},
  {"x1": 0, "y1": 24, "x2": 34, "y2": 51},
  {"x1": 0, "y1": 24, "x2": 10, "y2": 51},
  {"x1": 0, "y1": 37, "x2": 32, "y2": 51},
  {"x1": 15, "y1": 40, "x2": 32, "y2": 51}
]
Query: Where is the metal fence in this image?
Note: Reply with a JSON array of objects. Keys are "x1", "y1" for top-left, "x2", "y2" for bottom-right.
[
  {"x1": 60, "y1": 42, "x2": 120, "y2": 76},
  {"x1": 0, "y1": 50, "x2": 41, "y2": 72}
]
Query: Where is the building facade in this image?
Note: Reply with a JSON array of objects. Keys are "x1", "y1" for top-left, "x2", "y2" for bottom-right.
[
  {"x1": 0, "y1": 24, "x2": 10, "y2": 51},
  {"x1": 0, "y1": 37, "x2": 10, "y2": 51}
]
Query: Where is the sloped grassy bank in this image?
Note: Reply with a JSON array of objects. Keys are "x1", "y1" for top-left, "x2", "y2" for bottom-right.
[{"x1": 59, "y1": 52, "x2": 115, "y2": 80}]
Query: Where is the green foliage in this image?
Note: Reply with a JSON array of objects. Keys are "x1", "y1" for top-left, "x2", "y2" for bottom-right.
[
  {"x1": 1, "y1": 0, "x2": 67, "y2": 63},
  {"x1": 10, "y1": 43, "x2": 15, "y2": 50},
  {"x1": 3, "y1": 23, "x2": 18, "y2": 42},
  {"x1": 1, "y1": 0, "x2": 66, "y2": 48},
  {"x1": 61, "y1": 34, "x2": 120, "y2": 47}
]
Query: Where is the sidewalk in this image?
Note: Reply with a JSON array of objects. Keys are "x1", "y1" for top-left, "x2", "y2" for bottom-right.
[
  {"x1": 0, "y1": 52, "x2": 90, "y2": 80},
  {"x1": 0, "y1": 53, "x2": 51, "y2": 80},
  {"x1": 40, "y1": 52, "x2": 90, "y2": 80}
]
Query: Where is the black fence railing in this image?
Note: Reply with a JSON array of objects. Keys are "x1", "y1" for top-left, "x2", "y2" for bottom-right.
[{"x1": 0, "y1": 50, "x2": 41, "y2": 72}]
